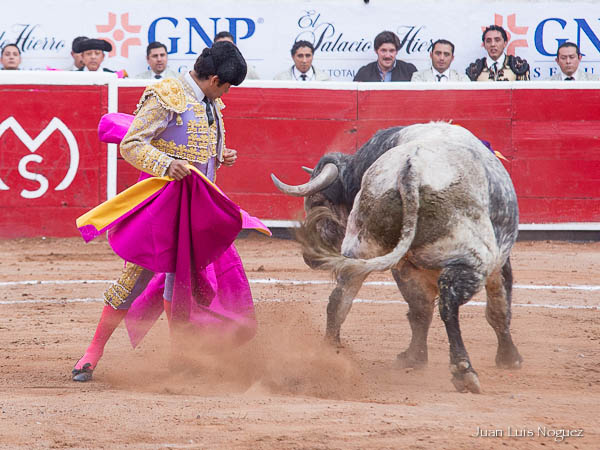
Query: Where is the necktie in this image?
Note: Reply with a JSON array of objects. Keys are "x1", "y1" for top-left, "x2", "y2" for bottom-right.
[
  {"x1": 436, "y1": 74, "x2": 445, "y2": 82},
  {"x1": 300, "y1": 74, "x2": 307, "y2": 81},
  {"x1": 565, "y1": 76, "x2": 575, "y2": 81},
  {"x1": 491, "y1": 62, "x2": 498, "y2": 74},
  {"x1": 203, "y1": 97, "x2": 214, "y2": 126},
  {"x1": 154, "y1": 74, "x2": 161, "y2": 79}
]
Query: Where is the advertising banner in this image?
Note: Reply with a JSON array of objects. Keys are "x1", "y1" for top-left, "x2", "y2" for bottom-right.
[
  {"x1": 0, "y1": 72, "x2": 114, "y2": 237},
  {"x1": 2, "y1": 0, "x2": 600, "y2": 80}
]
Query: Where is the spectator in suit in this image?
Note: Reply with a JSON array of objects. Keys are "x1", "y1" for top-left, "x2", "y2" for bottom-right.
[
  {"x1": 411, "y1": 39, "x2": 468, "y2": 82},
  {"x1": 214, "y1": 31, "x2": 260, "y2": 79},
  {"x1": 66, "y1": 36, "x2": 88, "y2": 71},
  {"x1": 354, "y1": 31, "x2": 416, "y2": 82},
  {"x1": 274, "y1": 40, "x2": 330, "y2": 81},
  {"x1": 1, "y1": 44, "x2": 21, "y2": 70},
  {"x1": 466, "y1": 25, "x2": 529, "y2": 81},
  {"x1": 74, "y1": 38, "x2": 118, "y2": 73},
  {"x1": 549, "y1": 42, "x2": 599, "y2": 81},
  {"x1": 134, "y1": 41, "x2": 178, "y2": 79}
]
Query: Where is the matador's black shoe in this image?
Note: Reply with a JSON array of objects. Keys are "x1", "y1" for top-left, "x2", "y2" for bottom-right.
[{"x1": 72, "y1": 363, "x2": 94, "y2": 382}]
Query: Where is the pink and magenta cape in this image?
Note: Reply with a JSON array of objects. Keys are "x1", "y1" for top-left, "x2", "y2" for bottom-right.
[{"x1": 77, "y1": 113, "x2": 270, "y2": 347}]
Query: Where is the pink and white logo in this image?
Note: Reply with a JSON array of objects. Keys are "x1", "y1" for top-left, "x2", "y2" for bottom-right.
[
  {"x1": 0, "y1": 117, "x2": 79, "y2": 199},
  {"x1": 96, "y1": 12, "x2": 142, "y2": 58},
  {"x1": 483, "y1": 14, "x2": 529, "y2": 56}
]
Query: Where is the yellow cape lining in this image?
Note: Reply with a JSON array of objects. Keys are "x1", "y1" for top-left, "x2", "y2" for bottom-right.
[{"x1": 76, "y1": 166, "x2": 225, "y2": 232}]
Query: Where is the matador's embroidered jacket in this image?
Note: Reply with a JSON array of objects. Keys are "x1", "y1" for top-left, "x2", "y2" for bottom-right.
[
  {"x1": 104, "y1": 74, "x2": 226, "y2": 309},
  {"x1": 466, "y1": 55, "x2": 530, "y2": 81},
  {"x1": 120, "y1": 74, "x2": 226, "y2": 182}
]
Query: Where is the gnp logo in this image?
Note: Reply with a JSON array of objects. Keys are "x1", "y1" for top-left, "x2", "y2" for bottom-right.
[
  {"x1": 486, "y1": 13, "x2": 600, "y2": 57},
  {"x1": 148, "y1": 16, "x2": 258, "y2": 54},
  {"x1": 96, "y1": 12, "x2": 142, "y2": 57},
  {"x1": 0, "y1": 117, "x2": 78, "y2": 199},
  {"x1": 482, "y1": 14, "x2": 529, "y2": 56},
  {"x1": 534, "y1": 17, "x2": 600, "y2": 56}
]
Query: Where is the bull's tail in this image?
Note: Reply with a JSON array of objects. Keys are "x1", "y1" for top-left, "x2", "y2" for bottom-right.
[{"x1": 308, "y1": 160, "x2": 420, "y2": 280}]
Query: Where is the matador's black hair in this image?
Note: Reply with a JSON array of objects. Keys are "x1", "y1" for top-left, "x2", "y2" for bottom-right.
[{"x1": 193, "y1": 41, "x2": 247, "y2": 86}]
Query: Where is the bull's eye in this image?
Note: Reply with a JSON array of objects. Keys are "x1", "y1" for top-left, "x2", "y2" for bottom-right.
[{"x1": 321, "y1": 220, "x2": 344, "y2": 249}]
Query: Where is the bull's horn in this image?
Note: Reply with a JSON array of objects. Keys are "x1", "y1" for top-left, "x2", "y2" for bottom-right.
[
  {"x1": 271, "y1": 163, "x2": 339, "y2": 197},
  {"x1": 301, "y1": 166, "x2": 314, "y2": 175}
]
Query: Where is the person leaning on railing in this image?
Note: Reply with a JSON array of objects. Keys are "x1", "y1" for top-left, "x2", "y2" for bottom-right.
[
  {"x1": 411, "y1": 39, "x2": 468, "y2": 82},
  {"x1": 274, "y1": 40, "x2": 330, "y2": 81},
  {"x1": 466, "y1": 25, "x2": 530, "y2": 82},
  {"x1": 549, "y1": 42, "x2": 600, "y2": 81},
  {"x1": 134, "y1": 41, "x2": 178, "y2": 80},
  {"x1": 1, "y1": 44, "x2": 21, "y2": 70},
  {"x1": 353, "y1": 31, "x2": 416, "y2": 82},
  {"x1": 74, "y1": 37, "x2": 128, "y2": 77}
]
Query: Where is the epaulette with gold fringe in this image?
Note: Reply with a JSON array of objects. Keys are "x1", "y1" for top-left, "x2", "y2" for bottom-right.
[{"x1": 134, "y1": 78, "x2": 187, "y2": 115}]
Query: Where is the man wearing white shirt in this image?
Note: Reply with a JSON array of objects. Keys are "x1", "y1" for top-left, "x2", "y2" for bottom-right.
[
  {"x1": 466, "y1": 25, "x2": 530, "y2": 81},
  {"x1": 134, "y1": 42, "x2": 178, "y2": 79},
  {"x1": 549, "y1": 42, "x2": 600, "y2": 81},
  {"x1": 411, "y1": 39, "x2": 468, "y2": 82},
  {"x1": 274, "y1": 40, "x2": 330, "y2": 81},
  {"x1": 74, "y1": 38, "x2": 116, "y2": 73}
]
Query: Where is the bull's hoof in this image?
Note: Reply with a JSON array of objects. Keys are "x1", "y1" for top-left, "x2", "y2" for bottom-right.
[
  {"x1": 396, "y1": 350, "x2": 428, "y2": 369},
  {"x1": 496, "y1": 346, "x2": 523, "y2": 370},
  {"x1": 324, "y1": 331, "x2": 343, "y2": 348},
  {"x1": 450, "y1": 361, "x2": 481, "y2": 394}
]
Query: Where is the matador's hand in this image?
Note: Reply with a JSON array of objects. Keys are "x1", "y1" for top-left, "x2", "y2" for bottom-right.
[
  {"x1": 166, "y1": 160, "x2": 191, "y2": 180},
  {"x1": 222, "y1": 148, "x2": 238, "y2": 166}
]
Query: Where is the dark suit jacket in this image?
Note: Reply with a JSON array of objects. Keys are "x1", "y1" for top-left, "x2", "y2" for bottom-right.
[{"x1": 353, "y1": 60, "x2": 417, "y2": 82}]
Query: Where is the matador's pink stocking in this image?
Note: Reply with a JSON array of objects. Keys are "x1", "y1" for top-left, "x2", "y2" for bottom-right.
[{"x1": 74, "y1": 305, "x2": 127, "y2": 370}]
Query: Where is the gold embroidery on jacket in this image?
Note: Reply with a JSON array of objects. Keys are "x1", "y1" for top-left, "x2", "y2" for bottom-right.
[
  {"x1": 135, "y1": 78, "x2": 187, "y2": 114},
  {"x1": 121, "y1": 95, "x2": 174, "y2": 177},
  {"x1": 103, "y1": 262, "x2": 145, "y2": 309},
  {"x1": 151, "y1": 138, "x2": 215, "y2": 163}
]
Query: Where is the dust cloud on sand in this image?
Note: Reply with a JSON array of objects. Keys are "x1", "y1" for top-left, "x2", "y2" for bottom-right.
[{"x1": 101, "y1": 301, "x2": 366, "y2": 400}]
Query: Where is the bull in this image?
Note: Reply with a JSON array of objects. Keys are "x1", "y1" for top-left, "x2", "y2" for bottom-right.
[{"x1": 271, "y1": 122, "x2": 522, "y2": 393}]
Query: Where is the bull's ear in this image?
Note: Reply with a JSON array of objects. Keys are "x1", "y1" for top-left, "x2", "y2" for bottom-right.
[
  {"x1": 271, "y1": 163, "x2": 339, "y2": 197},
  {"x1": 302, "y1": 166, "x2": 314, "y2": 175}
]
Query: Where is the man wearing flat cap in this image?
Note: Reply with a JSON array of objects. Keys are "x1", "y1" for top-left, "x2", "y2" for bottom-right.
[
  {"x1": 65, "y1": 36, "x2": 87, "y2": 71},
  {"x1": 74, "y1": 38, "x2": 116, "y2": 73}
]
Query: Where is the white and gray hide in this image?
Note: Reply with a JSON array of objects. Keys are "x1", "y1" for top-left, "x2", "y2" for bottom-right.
[{"x1": 271, "y1": 122, "x2": 522, "y2": 394}]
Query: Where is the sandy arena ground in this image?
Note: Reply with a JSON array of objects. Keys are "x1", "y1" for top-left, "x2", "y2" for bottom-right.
[{"x1": 0, "y1": 234, "x2": 599, "y2": 449}]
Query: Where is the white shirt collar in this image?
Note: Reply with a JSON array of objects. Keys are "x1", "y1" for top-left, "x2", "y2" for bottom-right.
[
  {"x1": 486, "y1": 53, "x2": 506, "y2": 71},
  {"x1": 184, "y1": 71, "x2": 206, "y2": 102},
  {"x1": 152, "y1": 66, "x2": 170, "y2": 78},
  {"x1": 292, "y1": 65, "x2": 315, "y2": 81},
  {"x1": 563, "y1": 69, "x2": 579, "y2": 80},
  {"x1": 432, "y1": 66, "x2": 451, "y2": 81}
]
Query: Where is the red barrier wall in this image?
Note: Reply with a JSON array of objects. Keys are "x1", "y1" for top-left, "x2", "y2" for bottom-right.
[
  {"x1": 0, "y1": 84, "x2": 108, "y2": 237},
  {"x1": 1, "y1": 81, "x2": 599, "y2": 238},
  {"x1": 118, "y1": 85, "x2": 600, "y2": 225}
]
